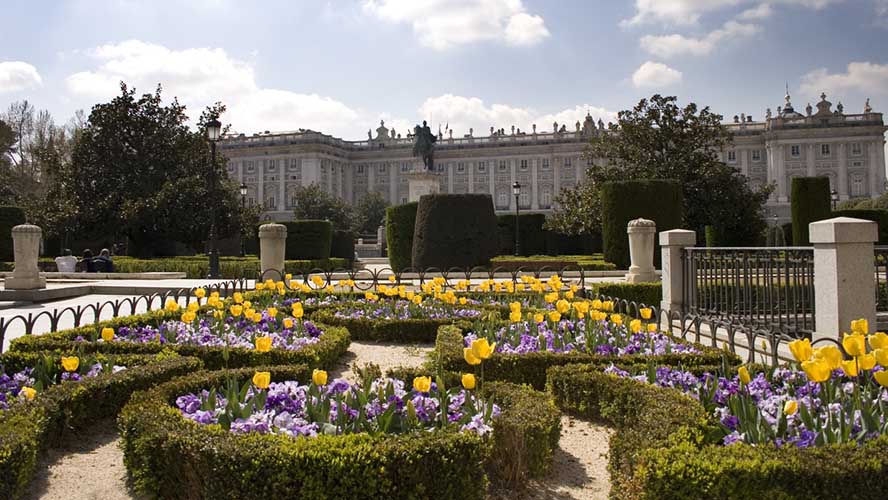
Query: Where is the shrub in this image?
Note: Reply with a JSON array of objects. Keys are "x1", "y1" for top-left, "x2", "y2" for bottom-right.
[
  {"x1": 0, "y1": 206, "x2": 26, "y2": 262},
  {"x1": 119, "y1": 367, "x2": 558, "y2": 498},
  {"x1": 385, "y1": 202, "x2": 418, "y2": 272},
  {"x1": 791, "y1": 177, "x2": 832, "y2": 246},
  {"x1": 283, "y1": 220, "x2": 333, "y2": 260},
  {"x1": 330, "y1": 229, "x2": 356, "y2": 263},
  {"x1": 109, "y1": 256, "x2": 348, "y2": 278},
  {"x1": 412, "y1": 194, "x2": 498, "y2": 269},
  {"x1": 0, "y1": 353, "x2": 201, "y2": 499},
  {"x1": 832, "y1": 209, "x2": 888, "y2": 244},
  {"x1": 311, "y1": 309, "x2": 471, "y2": 343},
  {"x1": 592, "y1": 282, "x2": 662, "y2": 307},
  {"x1": 435, "y1": 325, "x2": 733, "y2": 390},
  {"x1": 496, "y1": 214, "x2": 548, "y2": 256},
  {"x1": 600, "y1": 180, "x2": 683, "y2": 269},
  {"x1": 545, "y1": 231, "x2": 602, "y2": 255}
]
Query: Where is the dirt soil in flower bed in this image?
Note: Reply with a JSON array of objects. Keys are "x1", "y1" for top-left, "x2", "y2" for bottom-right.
[{"x1": 23, "y1": 341, "x2": 612, "y2": 500}]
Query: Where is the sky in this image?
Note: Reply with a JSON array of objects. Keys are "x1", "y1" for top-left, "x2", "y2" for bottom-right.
[{"x1": 1, "y1": 0, "x2": 887, "y2": 141}]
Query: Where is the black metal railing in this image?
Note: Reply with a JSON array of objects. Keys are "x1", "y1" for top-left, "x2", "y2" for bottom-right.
[{"x1": 683, "y1": 247, "x2": 815, "y2": 337}]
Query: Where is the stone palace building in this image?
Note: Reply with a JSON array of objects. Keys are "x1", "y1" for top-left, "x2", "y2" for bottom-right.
[{"x1": 219, "y1": 92, "x2": 887, "y2": 222}]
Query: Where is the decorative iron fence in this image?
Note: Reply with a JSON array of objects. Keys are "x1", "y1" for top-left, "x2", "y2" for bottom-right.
[{"x1": 682, "y1": 247, "x2": 815, "y2": 338}]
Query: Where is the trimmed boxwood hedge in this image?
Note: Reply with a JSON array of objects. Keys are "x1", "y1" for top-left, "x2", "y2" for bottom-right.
[
  {"x1": 592, "y1": 282, "x2": 662, "y2": 307},
  {"x1": 0, "y1": 352, "x2": 202, "y2": 499},
  {"x1": 330, "y1": 229, "x2": 356, "y2": 263},
  {"x1": 311, "y1": 308, "x2": 473, "y2": 343},
  {"x1": 791, "y1": 176, "x2": 832, "y2": 246},
  {"x1": 435, "y1": 325, "x2": 734, "y2": 390},
  {"x1": 283, "y1": 220, "x2": 333, "y2": 260},
  {"x1": 412, "y1": 194, "x2": 498, "y2": 269},
  {"x1": 385, "y1": 202, "x2": 418, "y2": 272},
  {"x1": 496, "y1": 213, "x2": 548, "y2": 256},
  {"x1": 119, "y1": 366, "x2": 559, "y2": 498},
  {"x1": 547, "y1": 363, "x2": 888, "y2": 499},
  {"x1": 600, "y1": 180, "x2": 683, "y2": 270},
  {"x1": 0, "y1": 206, "x2": 26, "y2": 262},
  {"x1": 10, "y1": 307, "x2": 351, "y2": 371}
]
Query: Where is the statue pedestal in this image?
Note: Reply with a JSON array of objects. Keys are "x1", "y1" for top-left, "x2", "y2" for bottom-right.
[{"x1": 407, "y1": 170, "x2": 442, "y2": 202}]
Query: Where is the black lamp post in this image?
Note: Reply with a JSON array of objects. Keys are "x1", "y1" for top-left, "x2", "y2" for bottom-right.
[
  {"x1": 830, "y1": 189, "x2": 839, "y2": 210},
  {"x1": 512, "y1": 181, "x2": 521, "y2": 256},
  {"x1": 239, "y1": 182, "x2": 248, "y2": 257},
  {"x1": 206, "y1": 118, "x2": 222, "y2": 278}
]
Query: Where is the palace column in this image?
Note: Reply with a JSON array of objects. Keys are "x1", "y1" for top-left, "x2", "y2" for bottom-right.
[
  {"x1": 509, "y1": 159, "x2": 517, "y2": 210},
  {"x1": 468, "y1": 161, "x2": 474, "y2": 192},
  {"x1": 806, "y1": 144, "x2": 816, "y2": 177},
  {"x1": 367, "y1": 164, "x2": 375, "y2": 197},
  {"x1": 488, "y1": 160, "x2": 495, "y2": 199},
  {"x1": 531, "y1": 159, "x2": 539, "y2": 210},
  {"x1": 838, "y1": 143, "x2": 849, "y2": 200},
  {"x1": 869, "y1": 142, "x2": 880, "y2": 197},
  {"x1": 389, "y1": 163, "x2": 397, "y2": 203},
  {"x1": 277, "y1": 159, "x2": 285, "y2": 212},
  {"x1": 553, "y1": 155, "x2": 560, "y2": 197},
  {"x1": 448, "y1": 163, "x2": 454, "y2": 193},
  {"x1": 257, "y1": 161, "x2": 265, "y2": 211},
  {"x1": 776, "y1": 145, "x2": 787, "y2": 202}
]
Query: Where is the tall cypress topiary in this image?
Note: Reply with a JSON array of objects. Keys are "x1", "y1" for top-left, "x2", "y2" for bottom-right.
[
  {"x1": 790, "y1": 177, "x2": 832, "y2": 246},
  {"x1": 0, "y1": 206, "x2": 26, "y2": 262},
  {"x1": 600, "y1": 180, "x2": 683, "y2": 270},
  {"x1": 496, "y1": 214, "x2": 548, "y2": 256},
  {"x1": 282, "y1": 220, "x2": 333, "y2": 259},
  {"x1": 386, "y1": 202, "x2": 418, "y2": 272},
  {"x1": 411, "y1": 194, "x2": 498, "y2": 269}
]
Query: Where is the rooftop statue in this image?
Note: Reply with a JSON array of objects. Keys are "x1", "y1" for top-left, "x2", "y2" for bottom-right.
[{"x1": 412, "y1": 120, "x2": 437, "y2": 171}]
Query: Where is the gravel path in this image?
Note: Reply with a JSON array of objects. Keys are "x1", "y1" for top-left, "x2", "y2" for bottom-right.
[{"x1": 23, "y1": 341, "x2": 612, "y2": 499}]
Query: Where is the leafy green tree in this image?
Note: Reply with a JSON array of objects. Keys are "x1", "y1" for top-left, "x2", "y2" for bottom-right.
[
  {"x1": 547, "y1": 94, "x2": 772, "y2": 241},
  {"x1": 353, "y1": 191, "x2": 389, "y2": 235},
  {"x1": 292, "y1": 183, "x2": 354, "y2": 231},
  {"x1": 69, "y1": 83, "x2": 244, "y2": 256}
]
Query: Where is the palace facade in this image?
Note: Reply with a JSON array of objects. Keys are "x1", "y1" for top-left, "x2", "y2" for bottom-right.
[{"x1": 219, "y1": 92, "x2": 887, "y2": 223}]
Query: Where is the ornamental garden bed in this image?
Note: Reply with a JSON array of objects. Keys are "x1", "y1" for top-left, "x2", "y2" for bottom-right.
[
  {"x1": 0, "y1": 351, "x2": 201, "y2": 498},
  {"x1": 546, "y1": 326, "x2": 888, "y2": 499},
  {"x1": 119, "y1": 365, "x2": 560, "y2": 499},
  {"x1": 11, "y1": 289, "x2": 350, "y2": 370}
]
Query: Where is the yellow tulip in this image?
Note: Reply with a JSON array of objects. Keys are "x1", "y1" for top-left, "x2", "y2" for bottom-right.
[
  {"x1": 783, "y1": 400, "x2": 798, "y2": 416},
  {"x1": 312, "y1": 369, "x2": 328, "y2": 386},
  {"x1": 875, "y1": 370, "x2": 888, "y2": 387},
  {"x1": 544, "y1": 292, "x2": 558, "y2": 304},
  {"x1": 255, "y1": 282, "x2": 266, "y2": 291},
  {"x1": 187, "y1": 301, "x2": 199, "y2": 312},
  {"x1": 646, "y1": 323, "x2": 658, "y2": 333},
  {"x1": 843, "y1": 333, "x2": 867, "y2": 357},
  {"x1": 851, "y1": 318, "x2": 869, "y2": 335},
  {"x1": 180, "y1": 311, "x2": 196, "y2": 323},
  {"x1": 738, "y1": 366, "x2": 751, "y2": 385},
  {"x1": 610, "y1": 314, "x2": 622, "y2": 325},
  {"x1": 230, "y1": 305, "x2": 243, "y2": 317},
  {"x1": 464, "y1": 347, "x2": 482, "y2": 366},
  {"x1": 164, "y1": 298, "x2": 179, "y2": 312},
  {"x1": 61, "y1": 356, "x2": 79, "y2": 372},
  {"x1": 101, "y1": 327, "x2": 115, "y2": 342},
  {"x1": 630, "y1": 319, "x2": 642, "y2": 334},
  {"x1": 471, "y1": 338, "x2": 496, "y2": 360},
  {"x1": 461, "y1": 373, "x2": 476, "y2": 390},
  {"x1": 801, "y1": 359, "x2": 832, "y2": 383},
  {"x1": 858, "y1": 353, "x2": 876, "y2": 371},
  {"x1": 509, "y1": 301, "x2": 521, "y2": 313},
  {"x1": 413, "y1": 376, "x2": 432, "y2": 393},
  {"x1": 875, "y1": 348, "x2": 888, "y2": 367},
  {"x1": 251, "y1": 312, "x2": 263, "y2": 323},
  {"x1": 814, "y1": 345, "x2": 843, "y2": 370},
  {"x1": 283, "y1": 318, "x2": 294, "y2": 329},
  {"x1": 243, "y1": 301, "x2": 252, "y2": 309},
  {"x1": 788, "y1": 338, "x2": 813, "y2": 363},
  {"x1": 590, "y1": 299, "x2": 603, "y2": 310},
  {"x1": 292, "y1": 304, "x2": 304, "y2": 319},
  {"x1": 509, "y1": 311, "x2": 522, "y2": 323},
  {"x1": 841, "y1": 359, "x2": 859, "y2": 377},
  {"x1": 533, "y1": 313, "x2": 545, "y2": 324},
  {"x1": 639, "y1": 308, "x2": 652, "y2": 320},
  {"x1": 255, "y1": 336, "x2": 272, "y2": 353},
  {"x1": 548, "y1": 311, "x2": 561, "y2": 323},
  {"x1": 869, "y1": 332, "x2": 888, "y2": 350},
  {"x1": 213, "y1": 310, "x2": 223, "y2": 319},
  {"x1": 194, "y1": 288, "x2": 206, "y2": 299},
  {"x1": 556, "y1": 299, "x2": 571, "y2": 314},
  {"x1": 459, "y1": 297, "x2": 468, "y2": 305},
  {"x1": 311, "y1": 275, "x2": 324, "y2": 287},
  {"x1": 20, "y1": 386, "x2": 36, "y2": 400},
  {"x1": 267, "y1": 307, "x2": 278, "y2": 318},
  {"x1": 233, "y1": 292, "x2": 243, "y2": 304},
  {"x1": 252, "y1": 371, "x2": 271, "y2": 390}
]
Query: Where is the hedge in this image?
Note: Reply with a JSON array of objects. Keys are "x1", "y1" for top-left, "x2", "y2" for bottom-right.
[
  {"x1": 435, "y1": 325, "x2": 734, "y2": 390},
  {"x1": 283, "y1": 220, "x2": 333, "y2": 260},
  {"x1": 385, "y1": 202, "x2": 418, "y2": 272},
  {"x1": 592, "y1": 282, "x2": 662, "y2": 307},
  {"x1": 330, "y1": 229, "x2": 356, "y2": 263},
  {"x1": 790, "y1": 177, "x2": 831, "y2": 246},
  {"x1": 119, "y1": 366, "x2": 559, "y2": 498},
  {"x1": 0, "y1": 206, "x2": 26, "y2": 262},
  {"x1": 10, "y1": 307, "x2": 351, "y2": 371},
  {"x1": 546, "y1": 363, "x2": 888, "y2": 499},
  {"x1": 831, "y1": 209, "x2": 888, "y2": 244},
  {"x1": 105, "y1": 256, "x2": 348, "y2": 278},
  {"x1": 311, "y1": 309, "x2": 472, "y2": 343},
  {"x1": 0, "y1": 352, "x2": 202, "y2": 499},
  {"x1": 496, "y1": 214, "x2": 548, "y2": 256},
  {"x1": 600, "y1": 180, "x2": 683, "y2": 270},
  {"x1": 412, "y1": 194, "x2": 498, "y2": 269}
]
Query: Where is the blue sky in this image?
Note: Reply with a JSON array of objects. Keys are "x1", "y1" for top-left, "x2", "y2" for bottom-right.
[{"x1": 1, "y1": 0, "x2": 887, "y2": 140}]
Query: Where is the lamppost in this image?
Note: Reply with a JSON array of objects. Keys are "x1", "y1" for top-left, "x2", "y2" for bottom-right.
[
  {"x1": 239, "y1": 182, "x2": 248, "y2": 257},
  {"x1": 512, "y1": 181, "x2": 521, "y2": 256},
  {"x1": 830, "y1": 189, "x2": 839, "y2": 210},
  {"x1": 206, "y1": 118, "x2": 222, "y2": 279}
]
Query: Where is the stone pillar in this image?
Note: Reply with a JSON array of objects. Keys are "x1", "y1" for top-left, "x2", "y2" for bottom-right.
[
  {"x1": 4, "y1": 224, "x2": 46, "y2": 290},
  {"x1": 259, "y1": 223, "x2": 287, "y2": 277},
  {"x1": 810, "y1": 217, "x2": 877, "y2": 341},
  {"x1": 407, "y1": 170, "x2": 442, "y2": 202},
  {"x1": 626, "y1": 219, "x2": 659, "y2": 283},
  {"x1": 659, "y1": 229, "x2": 696, "y2": 313}
]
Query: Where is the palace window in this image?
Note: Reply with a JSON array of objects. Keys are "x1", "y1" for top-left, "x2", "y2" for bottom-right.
[
  {"x1": 379, "y1": 164, "x2": 386, "y2": 173},
  {"x1": 564, "y1": 158, "x2": 572, "y2": 167},
  {"x1": 751, "y1": 150, "x2": 761, "y2": 162},
  {"x1": 436, "y1": 164, "x2": 444, "y2": 172},
  {"x1": 727, "y1": 150, "x2": 736, "y2": 162},
  {"x1": 519, "y1": 159, "x2": 528, "y2": 170},
  {"x1": 290, "y1": 195, "x2": 298, "y2": 208},
  {"x1": 497, "y1": 192, "x2": 509, "y2": 207},
  {"x1": 791, "y1": 145, "x2": 800, "y2": 157},
  {"x1": 852, "y1": 143, "x2": 863, "y2": 156},
  {"x1": 357, "y1": 165, "x2": 365, "y2": 174},
  {"x1": 519, "y1": 192, "x2": 530, "y2": 207},
  {"x1": 821, "y1": 144, "x2": 831, "y2": 156},
  {"x1": 478, "y1": 161, "x2": 487, "y2": 172},
  {"x1": 457, "y1": 163, "x2": 465, "y2": 172},
  {"x1": 246, "y1": 161, "x2": 255, "y2": 172},
  {"x1": 265, "y1": 197, "x2": 276, "y2": 209},
  {"x1": 289, "y1": 159, "x2": 299, "y2": 170},
  {"x1": 401, "y1": 163, "x2": 410, "y2": 172},
  {"x1": 267, "y1": 159, "x2": 276, "y2": 171},
  {"x1": 498, "y1": 160, "x2": 507, "y2": 171},
  {"x1": 587, "y1": 157, "x2": 594, "y2": 166},
  {"x1": 542, "y1": 158, "x2": 550, "y2": 169},
  {"x1": 852, "y1": 161, "x2": 864, "y2": 168},
  {"x1": 852, "y1": 176, "x2": 864, "y2": 197},
  {"x1": 540, "y1": 190, "x2": 552, "y2": 208}
]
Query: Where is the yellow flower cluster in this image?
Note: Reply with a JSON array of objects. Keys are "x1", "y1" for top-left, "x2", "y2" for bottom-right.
[
  {"x1": 789, "y1": 319, "x2": 888, "y2": 386},
  {"x1": 61, "y1": 356, "x2": 79, "y2": 372},
  {"x1": 464, "y1": 338, "x2": 495, "y2": 365}
]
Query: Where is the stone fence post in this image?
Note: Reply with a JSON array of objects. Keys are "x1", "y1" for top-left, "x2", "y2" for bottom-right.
[
  {"x1": 810, "y1": 217, "x2": 877, "y2": 340},
  {"x1": 626, "y1": 218, "x2": 658, "y2": 283},
  {"x1": 259, "y1": 223, "x2": 287, "y2": 277},
  {"x1": 5, "y1": 224, "x2": 46, "y2": 290},
  {"x1": 659, "y1": 229, "x2": 696, "y2": 313}
]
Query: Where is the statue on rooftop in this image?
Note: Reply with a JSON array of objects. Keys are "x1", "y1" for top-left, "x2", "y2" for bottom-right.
[{"x1": 412, "y1": 120, "x2": 437, "y2": 171}]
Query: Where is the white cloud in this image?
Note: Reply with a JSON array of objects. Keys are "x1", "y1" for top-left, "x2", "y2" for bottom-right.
[
  {"x1": 623, "y1": 0, "x2": 841, "y2": 26},
  {"x1": 632, "y1": 61, "x2": 683, "y2": 88},
  {"x1": 227, "y1": 90, "x2": 361, "y2": 138},
  {"x1": 0, "y1": 61, "x2": 42, "y2": 93},
  {"x1": 876, "y1": 0, "x2": 888, "y2": 27},
  {"x1": 640, "y1": 20, "x2": 761, "y2": 57},
  {"x1": 737, "y1": 3, "x2": 774, "y2": 20},
  {"x1": 800, "y1": 62, "x2": 888, "y2": 97},
  {"x1": 361, "y1": 0, "x2": 549, "y2": 50},
  {"x1": 417, "y1": 94, "x2": 617, "y2": 136}
]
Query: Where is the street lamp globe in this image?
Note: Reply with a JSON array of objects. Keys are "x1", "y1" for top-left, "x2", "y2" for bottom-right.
[
  {"x1": 206, "y1": 118, "x2": 222, "y2": 142},
  {"x1": 512, "y1": 181, "x2": 521, "y2": 196},
  {"x1": 239, "y1": 183, "x2": 248, "y2": 198}
]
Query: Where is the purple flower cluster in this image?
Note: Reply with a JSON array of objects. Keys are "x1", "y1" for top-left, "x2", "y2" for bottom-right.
[
  {"x1": 0, "y1": 362, "x2": 122, "y2": 410},
  {"x1": 333, "y1": 299, "x2": 482, "y2": 321},
  {"x1": 112, "y1": 318, "x2": 323, "y2": 351}
]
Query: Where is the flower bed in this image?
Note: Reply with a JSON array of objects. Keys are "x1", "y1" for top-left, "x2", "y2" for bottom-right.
[
  {"x1": 0, "y1": 351, "x2": 202, "y2": 498},
  {"x1": 120, "y1": 366, "x2": 560, "y2": 498}
]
